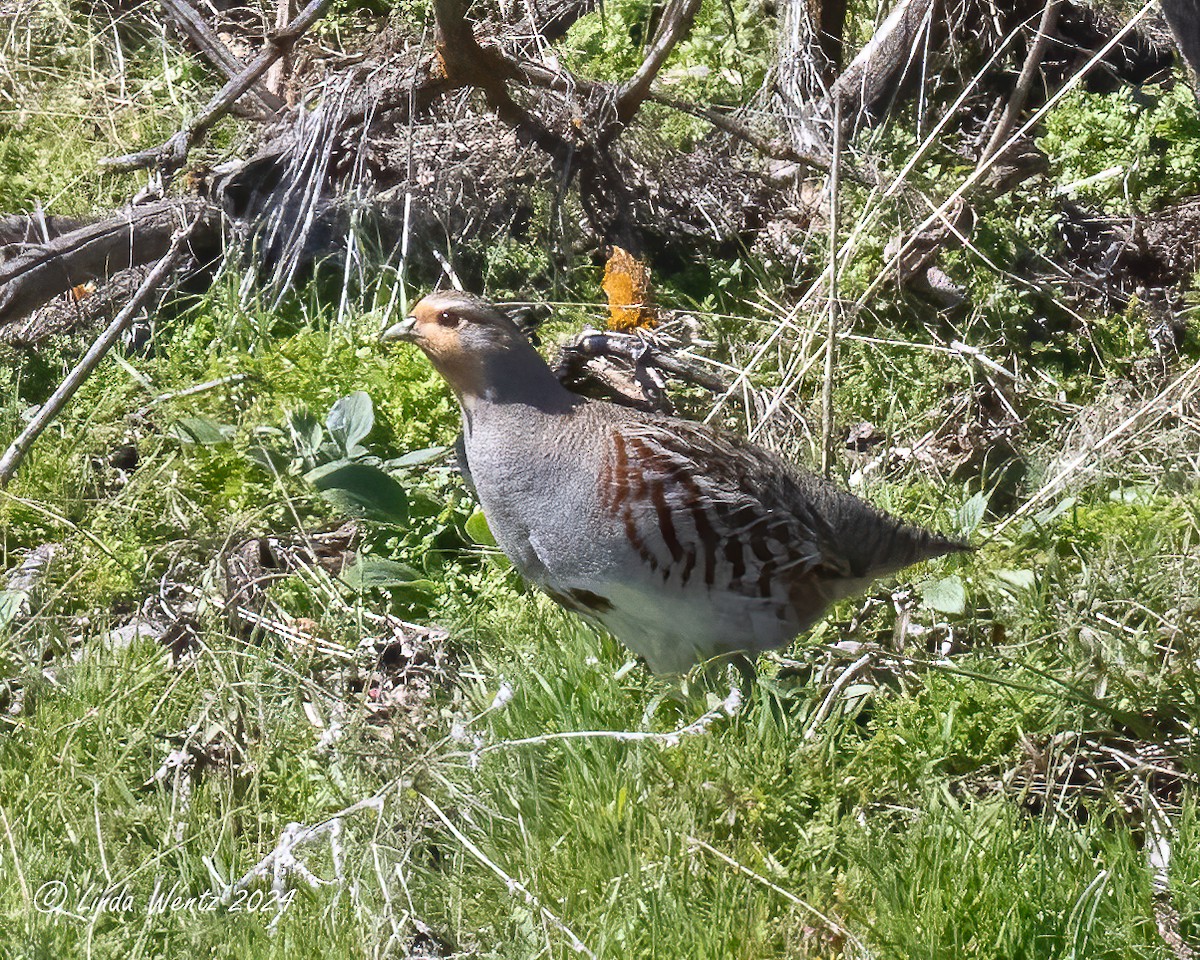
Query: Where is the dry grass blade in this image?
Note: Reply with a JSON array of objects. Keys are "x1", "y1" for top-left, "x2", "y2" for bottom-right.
[
  {"x1": 420, "y1": 792, "x2": 598, "y2": 959},
  {"x1": 993, "y1": 358, "x2": 1200, "y2": 536},
  {"x1": 820, "y1": 97, "x2": 841, "y2": 477},
  {"x1": 101, "y1": 0, "x2": 334, "y2": 175},
  {"x1": 687, "y1": 836, "x2": 871, "y2": 958}
]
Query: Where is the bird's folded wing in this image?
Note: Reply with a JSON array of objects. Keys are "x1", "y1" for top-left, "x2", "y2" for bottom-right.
[{"x1": 597, "y1": 418, "x2": 854, "y2": 598}]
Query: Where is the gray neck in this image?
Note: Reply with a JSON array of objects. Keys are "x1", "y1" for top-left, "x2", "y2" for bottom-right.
[{"x1": 457, "y1": 343, "x2": 580, "y2": 430}]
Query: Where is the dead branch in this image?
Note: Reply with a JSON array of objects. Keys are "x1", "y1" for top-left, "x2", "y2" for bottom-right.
[
  {"x1": 0, "y1": 222, "x2": 199, "y2": 487},
  {"x1": 430, "y1": 0, "x2": 645, "y2": 252},
  {"x1": 426, "y1": 0, "x2": 771, "y2": 256},
  {"x1": 888, "y1": 0, "x2": 1168, "y2": 304},
  {"x1": 892, "y1": 0, "x2": 1060, "y2": 297},
  {"x1": 648, "y1": 92, "x2": 801, "y2": 161},
  {"x1": 0, "y1": 265, "x2": 153, "y2": 347},
  {"x1": 0, "y1": 214, "x2": 89, "y2": 252},
  {"x1": 1052, "y1": 2, "x2": 1175, "y2": 92},
  {"x1": 161, "y1": 0, "x2": 286, "y2": 117},
  {"x1": 513, "y1": 0, "x2": 600, "y2": 42},
  {"x1": 432, "y1": 0, "x2": 573, "y2": 162},
  {"x1": 266, "y1": 0, "x2": 297, "y2": 97},
  {"x1": 101, "y1": 0, "x2": 334, "y2": 175},
  {"x1": 816, "y1": 0, "x2": 850, "y2": 79},
  {"x1": 820, "y1": 98, "x2": 841, "y2": 478},
  {"x1": 782, "y1": 0, "x2": 1168, "y2": 158},
  {"x1": 827, "y1": 0, "x2": 939, "y2": 136},
  {"x1": 615, "y1": 0, "x2": 703, "y2": 123},
  {"x1": 0, "y1": 1, "x2": 602, "y2": 330},
  {"x1": 7, "y1": 0, "x2": 1172, "y2": 356},
  {"x1": 554, "y1": 327, "x2": 727, "y2": 412},
  {"x1": 0, "y1": 197, "x2": 222, "y2": 330},
  {"x1": 981, "y1": 0, "x2": 1060, "y2": 162}
]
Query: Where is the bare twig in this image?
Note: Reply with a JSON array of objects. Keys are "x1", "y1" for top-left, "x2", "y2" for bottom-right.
[
  {"x1": 687, "y1": 836, "x2": 870, "y2": 957},
  {"x1": 827, "y1": 0, "x2": 937, "y2": 134},
  {"x1": 803, "y1": 651, "x2": 872, "y2": 739},
  {"x1": 1148, "y1": 799, "x2": 1196, "y2": 960},
  {"x1": 266, "y1": 0, "x2": 297, "y2": 97},
  {"x1": 820, "y1": 98, "x2": 841, "y2": 478},
  {"x1": 615, "y1": 0, "x2": 703, "y2": 122},
  {"x1": 420, "y1": 792, "x2": 598, "y2": 959},
  {"x1": 0, "y1": 197, "x2": 220, "y2": 329},
  {"x1": 231, "y1": 791, "x2": 390, "y2": 892},
  {"x1": 981, "y1": 0, "x2": 1060, "y2": 162},
  {"x1": 991, "y1": 357, "x2": 1200, "y2": 537},
  {"x1": 159, "y1": 0, "x2": 285, "y2": 116},
  {"x1": 131, "y1": 372, "x2": 251, "y2": 418},
  {"x1": 647, "y1": 92, "x2": 840, "y2": 177},
  {"x1": 0, "y1": 221, "x2": 198, "y2": 487},
  {"x1": 101, "y1": 0, "x2": 333, "y2": 174},
  {"x1": 449, "y1": 684, "x2": 742, "y2": 757}
]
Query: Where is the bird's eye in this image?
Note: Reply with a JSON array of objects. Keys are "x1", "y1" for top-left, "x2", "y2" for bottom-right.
[{"x1": 437, "y1": 310, "x2": 459, "y2": 328}]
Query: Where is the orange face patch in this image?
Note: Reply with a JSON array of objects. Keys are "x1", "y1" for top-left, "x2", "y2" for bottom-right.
[{"x1": 406, "y1": 303, "x2": 491, "y2": 398}]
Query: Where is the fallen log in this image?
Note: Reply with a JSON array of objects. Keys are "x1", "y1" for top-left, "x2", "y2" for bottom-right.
[{"x1": 0, "y1": 197, "x2": 223, "y2": 331}]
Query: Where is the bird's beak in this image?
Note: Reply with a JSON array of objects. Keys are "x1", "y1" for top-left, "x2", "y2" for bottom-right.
[{"x1": 380, "y1": 315, "x2": 418, "y2": 343}]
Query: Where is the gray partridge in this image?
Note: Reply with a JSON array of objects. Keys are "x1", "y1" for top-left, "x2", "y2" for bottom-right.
[{"x1": 383, "y1": 291, "x2": 969, "y2": 674}]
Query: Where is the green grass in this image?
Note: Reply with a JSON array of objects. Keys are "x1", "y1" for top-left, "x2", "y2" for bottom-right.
[
  {"x1": 3, "y1": 567, "x2": 1195, "y2": 957},
  {"x1": 0, "y1": 3, "x2": 220, "y2": 214}
]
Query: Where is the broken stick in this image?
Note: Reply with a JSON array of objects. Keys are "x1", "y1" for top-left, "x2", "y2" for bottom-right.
[
  {"x1": 0, "y1": 220, "x2": 199, "y2": 487},
  {"x1": 101, "y1": 0, "x2": 333, "y2": 175}
]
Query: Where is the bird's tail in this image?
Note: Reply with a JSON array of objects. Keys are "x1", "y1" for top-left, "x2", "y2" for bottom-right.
[{"x1": 857, "y1": 517, "x2": 971, "y2": 578}]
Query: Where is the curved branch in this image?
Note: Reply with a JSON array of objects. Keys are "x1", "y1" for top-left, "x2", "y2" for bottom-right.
[
  {"x1": 827, "y1": 0, "x2": 938, "y2": 131},
  {"x1": 615, "y1": 0, "x2": 703, "y2": 123},
  {"x1": 0, "y1": 222, "x2": 199, "y2": 487},
  {"x1": 160, "y1": 0, "x2": 285, "y2": 117},
  {"x1": 981, "y1": 0, "x2": 1060, "y2": 162},
  {"x1": 101, "y1": 0, "x2": 334, "y2": 174},
  {"x1": 0, "y1": 214, "x2": 88, "y2": 250},
  {"x1": 432, "y1": 0, "x2": 573, "y2": 160},
  {"x1": 647, "y1": 92, "x2": 826, "y2": 166}
]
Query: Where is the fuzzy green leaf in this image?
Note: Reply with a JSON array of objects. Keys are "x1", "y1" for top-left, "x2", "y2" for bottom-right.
[
  {"x1": 305, "y1": 461, "x2": 408, "y2": 523},
  {"x1": 994, "y1": 569, "x2": 1036, "y2": 591},
  {"x1": 465, "y1": 509, "x2": 497, "y2": 546},
  {"x1": 956, "y1": 491, "x2": 989, "y2": 536},
  {"x1": 286, "y1": 408, "x2": 324, "y2": 458},
  {"x1": 387, "y1": 445, "x2": 449, "y2": 469},
  {"x1": 341, "y1": 557, "x2": 428, "y2": 590},
  {"x1": 326, "y1": 391, "x2": 374, "y2": 456},
  {"x1": 170, "y1": 417, "x2": 233, "y2": 445},
  {"x1": 921, "y1": 575, "x2": 966, "y2": 615},
  {"x1": 0, "y1": 590, "x2": 26, "y2": 629}
]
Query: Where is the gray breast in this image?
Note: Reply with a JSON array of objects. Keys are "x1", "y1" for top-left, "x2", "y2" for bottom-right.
[{"x1": 464, "y1": 404, "x2": 623, "y2": 586}]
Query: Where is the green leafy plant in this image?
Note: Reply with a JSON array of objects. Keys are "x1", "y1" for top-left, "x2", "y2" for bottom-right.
[
  {"x1": 250, "y1": 391, "x2": 409, "y2": 526},
  {"x1": 1039, "y1": 83, "x2": 1200, "y2": 212}
]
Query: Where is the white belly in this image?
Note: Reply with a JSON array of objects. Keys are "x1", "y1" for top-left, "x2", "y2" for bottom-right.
[{"x1": 576, "y1": 579, "x2": 801, "y2": 674}]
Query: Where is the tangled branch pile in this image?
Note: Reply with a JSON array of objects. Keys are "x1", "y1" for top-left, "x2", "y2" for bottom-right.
[{"x1": 1, "y1": 0, "x2": 1195, "y2": 348}]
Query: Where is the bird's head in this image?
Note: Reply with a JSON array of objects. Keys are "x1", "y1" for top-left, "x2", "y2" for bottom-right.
[{"x1": 381, "y1": 291, "x2": 559, "y2": 407}]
